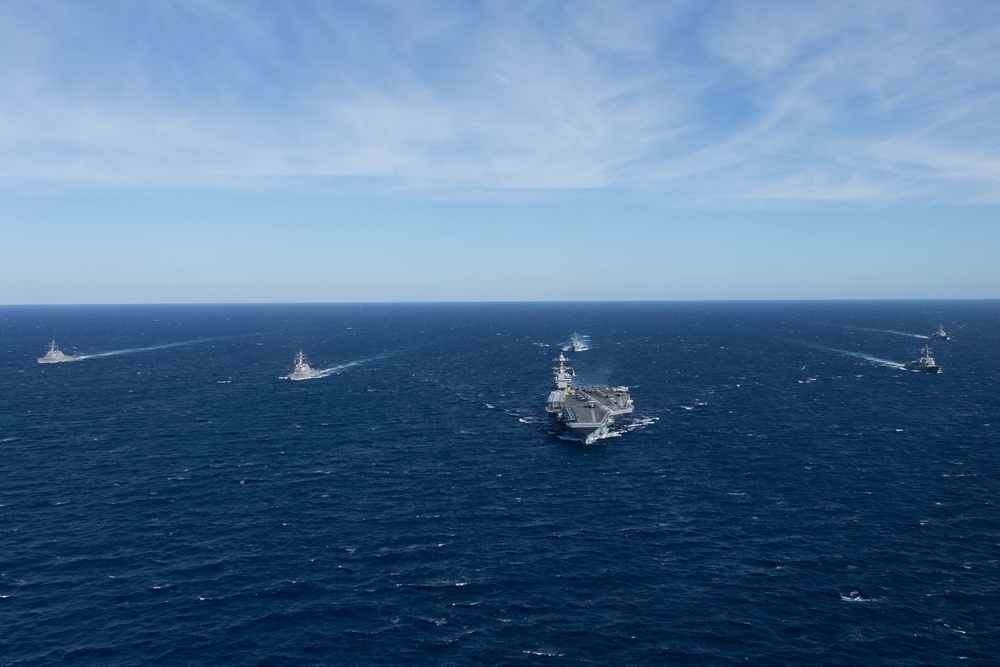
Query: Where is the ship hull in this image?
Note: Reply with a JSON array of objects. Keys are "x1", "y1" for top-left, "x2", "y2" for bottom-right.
[
  {"x1": 566, "y1": 422, "x2": 610, "y2": 444},
  {"x1": 549, "y1": 413, "x2": 611, "y2": 444},
  {"x1": 286, "y1": 370, "x2": 324, "y2": 381},
  {"x1": 38, "y1": 355, "x2": 78, "y2": 364}
]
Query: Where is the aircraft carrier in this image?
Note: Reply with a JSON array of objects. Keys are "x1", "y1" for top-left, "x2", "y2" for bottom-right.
[{"x1": 546, "y1": 352, "x2": 634, "y2": 444}]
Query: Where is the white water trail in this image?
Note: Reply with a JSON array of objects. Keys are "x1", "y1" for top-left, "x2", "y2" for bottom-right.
[
  {"x1": 317, "y1": 353, "x2": 390, "y2": 376},
  {"x1": 841, "y1": 325, "x2": 929, "y2": 340},
  {"x1": 794, "y1": 341, "x2": 908, "y2": 370},
  {"x1": 75, "y1": 337, "x2": 224, "y2": 360}
]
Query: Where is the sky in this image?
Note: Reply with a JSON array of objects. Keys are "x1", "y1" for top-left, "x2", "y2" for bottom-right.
[{"x1": 1, "y1": 0, "x2": 999, "y2": 304}]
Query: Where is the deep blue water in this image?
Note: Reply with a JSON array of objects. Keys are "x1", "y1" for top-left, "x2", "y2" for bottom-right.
[{"x1": 1, "y1": 301, "x2": 998, "y2": 666}]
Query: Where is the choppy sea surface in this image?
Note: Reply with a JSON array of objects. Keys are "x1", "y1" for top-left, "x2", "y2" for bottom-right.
[{"x1": 1, "y1": 301, "x2": 998, "y2": 666}]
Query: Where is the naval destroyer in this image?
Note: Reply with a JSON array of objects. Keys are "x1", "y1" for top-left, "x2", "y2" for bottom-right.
[
  {"x1": 38, "y1": 340, "x2": 80, "y2": 364},
  {"x1": 905, "y1": 345, "x2": 941, "y2": 373},
  {"x1": 282, "y1": 350, "x2": 324, "y2": 380},
  {"x1": 930, "y1": 324, "x2": 950, "y2": 340},
  {"x1": 546, "y1": 352, "x2": 633, "y2": 444}
]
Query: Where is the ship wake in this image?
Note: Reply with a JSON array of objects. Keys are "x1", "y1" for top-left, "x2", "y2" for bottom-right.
[
  {"x1": 609, "y1": 416, "x2": 658, "y2": 437},
  {"x1": 794, "y1": 341, "x2": 907, "y2": 370},
  {"x1": 840, "y1": 325, "x2": 929, "y2": 340},
  {"x1": 75, "y1": 337, "x2": 223, "y2": 360},
  {"x1": 313, "y1": 353, "x2": 390, "y2": 378}
]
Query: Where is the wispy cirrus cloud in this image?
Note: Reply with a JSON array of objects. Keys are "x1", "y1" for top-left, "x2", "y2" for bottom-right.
[{"x1": 1, "y1": 0, "x2": 998, "y2": 204}]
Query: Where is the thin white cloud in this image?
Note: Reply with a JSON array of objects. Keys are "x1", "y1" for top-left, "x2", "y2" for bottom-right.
[{"x1": 1, "y1": 0, "x2": 998, "y2": 204}]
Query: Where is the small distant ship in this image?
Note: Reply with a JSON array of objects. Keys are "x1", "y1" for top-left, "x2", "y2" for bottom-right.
[
  {"x1": 37, "y1": 340, "x2": 79, "y2": 364},
  {"x1": 282, "y1": 350, "x2": 324, "y2": 381},
  {"x1": 905, "y1": 345, "x2": 941, "y2": 373},
  {"x1": 546, "y1": 352, "x2": 634, "y2": 444},
  {"x1": 929, "y1": 324, "x2": 950, "y2": 340},
  {"x1": 562, "y1": 333, "x2": 590, "y2": 352}
]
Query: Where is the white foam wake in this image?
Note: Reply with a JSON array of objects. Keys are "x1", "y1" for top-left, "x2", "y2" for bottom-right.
[
  {"x1": 74, "y1": 337, "x2": 224, "y2": 360},
  {"x1": 841, "y1": 326, "x2": 929, "y2": 340},
  {"x1": 318, "y1": 353, "x2": 389, "y2": 375},
  {"x1": 794, "y1": 341, "x2": 907, "y2": 370},
  {"x1": 288, "y1": 353, "x2": 390, "y2": 380}
]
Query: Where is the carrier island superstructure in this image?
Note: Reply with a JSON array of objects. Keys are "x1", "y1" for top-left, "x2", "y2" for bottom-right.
[{"x1": 546, "y1": 352, "x2": 634, "y2": 444}]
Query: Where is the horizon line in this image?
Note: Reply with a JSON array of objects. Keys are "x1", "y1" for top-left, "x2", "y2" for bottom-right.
[{"x1": 3, "y1": 297, "x2": 997, "y2": 308}]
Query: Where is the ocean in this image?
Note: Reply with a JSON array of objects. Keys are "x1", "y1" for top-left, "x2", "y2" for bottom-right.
[{"x1": 1, "y1": 301, "x2": 998, "y2": 665}]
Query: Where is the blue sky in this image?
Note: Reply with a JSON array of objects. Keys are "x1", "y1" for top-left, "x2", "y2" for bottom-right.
[{"x1": 2, "y1": 0, "x2": 998, "y2": 304}]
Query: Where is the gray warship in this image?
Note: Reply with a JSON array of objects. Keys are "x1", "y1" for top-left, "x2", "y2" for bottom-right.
[
  {"x1": 281, "y1": 350, "x2": 325, "y2": 381},
  {"x1": 930, "y1": 324, "x2": 950, "y2": 340},
  {"x1": 546, "y1": 352, "x2": 634, "y2": 444},
  {"x1": 38, "y1": 340, "x2": 80, "y2": 364},
  {"x1": 905, "y1": 344, "x2": 941, "y2": 374}
]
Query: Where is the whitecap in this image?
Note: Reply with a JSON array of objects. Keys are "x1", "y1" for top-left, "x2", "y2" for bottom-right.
[{"x1": 840, "y1": 590, "x2": 881, "y2": 603}]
